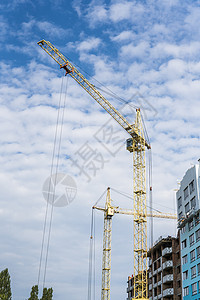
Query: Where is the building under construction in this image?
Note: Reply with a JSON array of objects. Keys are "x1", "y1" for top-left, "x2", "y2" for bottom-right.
[{"x1": 127, "y1": 234, "x2": 182, "y2": 300}]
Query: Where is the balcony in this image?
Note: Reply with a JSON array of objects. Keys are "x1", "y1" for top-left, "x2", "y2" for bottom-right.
[
  {"x1": 153, "y1": 282, "x2": 158, "y2": 288},
  {"x1": 149, "y1": 272, "x2": 152, "y2": 278},
  {"x1": 127, "y1": 285, "x2": 133, "y2": 293},
  {"x1": 163, "y1": 260, "x2": 173, "y2": 270},
  {"x1": 157, "y1": 266, "x2": 162, "y2": 273},
  {"x1": 163, "y1": 274, "x2": 173, "y2": 283},
  {"x1": 157, "y1": 280, "x2": 162, "y2": 286},
  {"x1": 162, "y1": 247, "x2": 172, "y2": 256},
  {"x1": 149, "y1": 284, "x2": 152, "y2": 290},
  {"x1": 149, "y1": 258, "x2": 152, "y2": 266},
  {"x1": 163, "y1": 288, "x2": 174, "y2": 297},
  {"x1": 153, "y1": 269, "x2": 157, "y2": 275},
  {"x1": 158, "y1": 294, "x2": 162, "y2": 299}
]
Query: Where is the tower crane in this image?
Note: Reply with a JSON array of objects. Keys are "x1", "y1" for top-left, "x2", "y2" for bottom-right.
[
  {"x1": 93, "y1": 187, "x2": 177, "y2": 300},
  {"x1": 38, "y1": 40, "x2": 151, "y2": 299}
]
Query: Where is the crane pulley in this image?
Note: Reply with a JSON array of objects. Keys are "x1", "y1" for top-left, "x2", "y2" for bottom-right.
[{"x1": 38, "y1": 39, "x2": 150, "y2": 300}]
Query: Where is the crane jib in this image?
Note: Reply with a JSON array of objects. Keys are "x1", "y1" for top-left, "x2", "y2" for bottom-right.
[{"x1": 37, "y1": 39, "x2": 150, "y2": 150}]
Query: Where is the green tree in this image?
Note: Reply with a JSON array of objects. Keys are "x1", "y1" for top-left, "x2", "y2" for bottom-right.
[
  {"x1": 27, "y1": 286, "x2": 53, "y2": 300},
  {"x1": 0, "y1": 268, "x2": 12, "y2": 300},
  {"x1": 40, "y1": 288, "x2": 53, "y2": 300},
  {"x1": 28, "y1": 285, "x2": 39, "y2": 300}
]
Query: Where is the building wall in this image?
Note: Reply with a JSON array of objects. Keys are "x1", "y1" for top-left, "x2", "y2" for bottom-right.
[
  {"x1": 177, "y1": 161, "x2": 200, "y2": 299},
  {"x1": 177, "y1": 164, "x2": 200, "y2": 222},
  {"x1": 179, "y1": 213, "x2": 200, "y2": 299},
  {"x1": 127, "y1": 235, "x2": 181, "y2": 300},
  {"x1": 147, "y1": 235, "x2": 181, "y2": 300}
]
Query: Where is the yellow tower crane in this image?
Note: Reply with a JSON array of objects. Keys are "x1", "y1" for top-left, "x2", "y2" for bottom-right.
[
  {"x1": 93, "y1": 187, "x2": 177, "y2": 300},
  {"x1": 38, "y1": 39, "x2": 151, "y2": 299}
]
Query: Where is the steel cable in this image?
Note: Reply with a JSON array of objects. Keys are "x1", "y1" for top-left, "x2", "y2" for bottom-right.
[{"x1": 42, "y1": 75, "x2": 69, "y2": 289}]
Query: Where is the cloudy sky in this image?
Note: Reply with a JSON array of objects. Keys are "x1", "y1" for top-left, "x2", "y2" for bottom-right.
[{"x1": 1, "y1": 0, "x2": 200, "y2": 299}]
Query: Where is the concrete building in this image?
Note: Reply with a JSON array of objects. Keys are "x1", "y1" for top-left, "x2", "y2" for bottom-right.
[
  {"x1": 127, "y1": 235, "x2": 181, "y2": 300},
  {"x1": 147, "y1": 235, "x2": 181, "y2": 300},
  {"x1": 177, "y1": 161, "x2": 200, "y2": 299}
]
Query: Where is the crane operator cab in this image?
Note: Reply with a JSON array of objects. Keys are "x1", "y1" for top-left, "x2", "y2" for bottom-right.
[{"x1": 126, "y1": 138, "x2": 134, "y2": 153}]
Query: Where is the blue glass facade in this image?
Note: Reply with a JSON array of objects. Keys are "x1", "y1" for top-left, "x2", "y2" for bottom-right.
[
  {"x1": 180, "y1": 214, "x2": 200, "y2": 299},
  {"x1": 177, "y1": 162, "x2": 200, "y2": 299}
]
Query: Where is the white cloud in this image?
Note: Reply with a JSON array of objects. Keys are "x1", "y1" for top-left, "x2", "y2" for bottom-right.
[
  {"x1": 184, "y1": 6, "x2": 200, "y2": 39},
  {"x1": 111, "y1": 30, "x2": 135, "y2": 42},
  {"x1": 151, "y1": 42, "x2": 200, "y2": 60},
  {"x1": 0, "y1": 16, "x2": 9, "y2": 42},
  {"x1": 87, "y1": 4, "x2": 108, "y2": 26},
  {"x1": 85, "y1": 1, "x2": 144, "y2": 27},
  {"x1": 19, "y1": 19, "x2": 69, "y2": 39},
  {"x1": 120, "y1": 41, "x2": 149, "y2": 59},
  {"x1": 77, "y1": 37, "x2": 102, "y2": 52},
  {"x1": 109, "y1": 1, "x2": 144, "y2": 22},
  {"x1": 72, "y1": 0, "x2": 82, "y2": 16}
]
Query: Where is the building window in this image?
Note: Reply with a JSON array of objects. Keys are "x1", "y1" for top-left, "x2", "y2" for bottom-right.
[
  {"x1": 153, "y1": 275, "x2": 157, "y2": 284},
  {"x1": 183, "y1": 286, "x2": 189, "y2": 296},
  {"x1": 191, "y1": 196, "x2": 196, "y2": 209},
  {"x1": 190, "y1": 249, "x2": 196, "y2": 262},
  {"x1": 177, "y1": 265, "x2": 181, "y2": 273},
  {"x1": 199, "y1": 281, "x2": 200, "y2": 293},
  {"x1": 181, "y1": 225, "x2": 186, "y2": 234},
  {"x1": 189, "y1": 233, "x2": 195, "y2": 246},
  {"x1": 197, "y1": 246, "x2": 200, "y2": 258},
  {"x1": 191, "y1": 265, "x2": 196, "y2": 278},
  {"x1": 182, "y1": 239, "x2": 187, "y2": 249},
  {"x1": 182, "y1": 254, "x2": 188, "y2": 264},
  {"x1": 189, "y1": 180, "x2": 195, "y2": 194},
  {"x1": 157, "y1": 258, "x2": 161, "y2": 268},
  {"x1": 192, "y1": 282, "x2": 197, "y2": 295},
  {"x1": 185, "y1": 202, "x2": 190, "y2": 214},
  {"x1": 179, "y1": 211, "x2": 183, "y2": 219},
  {"x1": 189, "y1": 219, "x2": 194, "y2": 231},
  {"x1": 197, "y1": 263, "x2": 200, "y2": 275},
  {"x1": 153, "y1": 262, "x2": 157, "y2": 271},
  {"x1": 196, "y1": 229, "x2": 200, "y2": 242},
  {"x1": 183, "y1": 270, "x2": 188, "y2": 280},
  {"x1": 184, "y1": 186, "x2": 189, "y2": 200},
  {"x1": 195, "y1": 213, "x2": 200, "y2": 225},
  {"x1": 178, "y1": 196, "x2": 182, "y2": 208}
]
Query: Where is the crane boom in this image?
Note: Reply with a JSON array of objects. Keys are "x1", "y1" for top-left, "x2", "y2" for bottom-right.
[
  {"x1": 37, "y1": 40, "x2": 150, "y2": 149},
  {"x1": 94, "y1": 205, "x2": 177, "y2": 219}
]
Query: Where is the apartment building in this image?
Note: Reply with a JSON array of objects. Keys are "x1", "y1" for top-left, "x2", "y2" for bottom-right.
[
  {"x1": 177, "y1": 161, "x2": 200, "y2": 299},
  {"x1": 147, "y1": 235, "x2": 181, "y2": 300},
  {"x1": 127, "y1": 235, "x2": 181, "y2": 300}
]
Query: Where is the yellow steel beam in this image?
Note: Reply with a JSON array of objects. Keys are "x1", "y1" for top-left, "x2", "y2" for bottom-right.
[
  {"x1": 94, "y1": 205, "x2": 177, "y2": 219},
  {"x1": 37, "y1": 40, "x2": 150, "y2": 149}
]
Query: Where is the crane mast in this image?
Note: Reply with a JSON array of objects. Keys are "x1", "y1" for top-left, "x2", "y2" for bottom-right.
[
  {"x1": 38, "y1": 39, "x2": 151, "y2": 300},
  {"x1": 101, "y1": 188, "x2": 114, "y2": 300},
  {"x1": 94, "y1": 188, "x2": 177, "y2": 300}
]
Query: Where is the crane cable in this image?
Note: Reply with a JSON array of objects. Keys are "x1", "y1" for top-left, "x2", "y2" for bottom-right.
[
  {"x1": 148, "y1": 148, "x2": 153, "y2": 248},
  {"x1": 37, "y1": 72, "x2": 69, "y2": 290},
  {"x1": 88, "y1": 208, "x2": 96, "y2": 300}
]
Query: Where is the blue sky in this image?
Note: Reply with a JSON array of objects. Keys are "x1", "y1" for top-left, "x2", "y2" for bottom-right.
[{"x1": 1, "y1": 0, "x2": 200, "y2": 299}]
